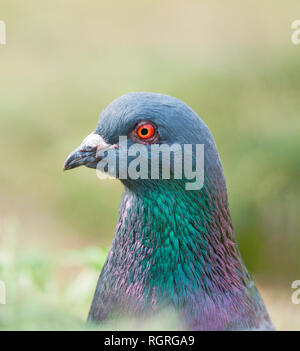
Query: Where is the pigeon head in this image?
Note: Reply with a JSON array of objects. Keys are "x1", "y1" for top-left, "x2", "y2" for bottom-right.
[
  {"x1": 95, "y1": 92, "x2": 208, "y2": 145},
  {"x1": 64, "y1": 92, "x2": 223, "y2": 192},
  {"x1": 63, "y1": 92, "x2": 274, "y2": 330}
]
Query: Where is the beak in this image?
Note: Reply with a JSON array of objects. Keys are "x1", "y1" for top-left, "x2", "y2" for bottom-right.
[{"x1": 63, "y1": 132, "x2": 115, "y2": 171}]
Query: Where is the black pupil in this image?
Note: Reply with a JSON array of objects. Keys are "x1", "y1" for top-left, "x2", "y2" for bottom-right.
[{"x1": 140, "y1": 128, "x2": 148, "y2": 136}]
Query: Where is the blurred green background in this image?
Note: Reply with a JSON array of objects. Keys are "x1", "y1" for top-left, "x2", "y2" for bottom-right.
[{"x1": 0, "y1": 0, "x2": 300, "y2": 330}]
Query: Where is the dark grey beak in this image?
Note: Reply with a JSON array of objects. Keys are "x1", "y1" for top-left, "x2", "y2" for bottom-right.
[{"x1": 63, "y1": 133, "x2": 114, "y2": 171}]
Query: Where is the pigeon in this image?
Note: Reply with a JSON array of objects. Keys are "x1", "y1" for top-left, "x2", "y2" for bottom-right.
[{"x1": 64, "y1": 92, "x2": 274, "y2": 330}]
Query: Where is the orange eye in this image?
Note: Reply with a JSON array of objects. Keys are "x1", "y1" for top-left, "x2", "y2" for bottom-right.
[{"x1": 136, "y1": 124, "x2": 155, "y2": 139}]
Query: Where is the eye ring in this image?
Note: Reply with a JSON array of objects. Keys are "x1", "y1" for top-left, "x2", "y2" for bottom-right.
[
  {"x1": 136, "y1": 123, "x2": 155, "y2": 139},
  {"x1": 131, "y1": 121, "x2": 159, "y2": 144}
]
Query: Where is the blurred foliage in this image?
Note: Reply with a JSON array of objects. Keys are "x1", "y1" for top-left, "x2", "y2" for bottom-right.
[
  {"x1": 0, "y1": 0, "x2": 300, "y2": 329},
  {"x1": 0, "y1": 217, "x2": 107, "y2": 330}
]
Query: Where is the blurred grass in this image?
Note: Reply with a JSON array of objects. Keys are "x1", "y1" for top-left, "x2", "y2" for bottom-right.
[
  {"x1": 0, "y1": 0, "x2": 300, "y2": 329},
  {"x1": 0, "y1": 216, "x2": 108, "y2": 330}
]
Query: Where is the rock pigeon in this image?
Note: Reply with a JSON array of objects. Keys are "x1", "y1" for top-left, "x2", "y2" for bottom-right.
[{"x1": 64, "y1": 92, "x2": 274, "y2": 330}]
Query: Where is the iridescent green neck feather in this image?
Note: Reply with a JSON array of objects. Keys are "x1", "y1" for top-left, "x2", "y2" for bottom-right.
[{"x1": 88, "y1": 180, "x2": 272, "y2": 330}]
